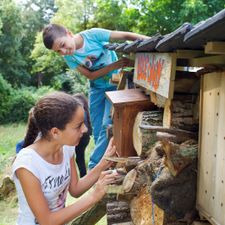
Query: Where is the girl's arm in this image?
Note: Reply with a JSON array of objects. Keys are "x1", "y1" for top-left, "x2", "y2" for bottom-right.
[
  {"x1": 16, "y1": 168, "x2": 116, "y2": 225},
  {"x1": 76, "y1": 57, "x2": 134, "y2": 80},
  {"x1": 69, "y1": 138, "x2": 116, "y2": 197}
]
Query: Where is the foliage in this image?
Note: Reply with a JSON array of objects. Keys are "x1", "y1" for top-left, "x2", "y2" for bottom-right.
[
  {"x1": 0, "y1": 74, "x2": 13, "y2": 123},
  {"x1": 127, "y1": 0, "x2": 225, "y2": 35},
  {"x1": 69, "y1": 70, "x2": 89, "y2": 96},
  {"x1": 31, "y1": 32, "x2": 66, "y2": 86},
  {"x1": 0, "y1": 83, "x2": 54, "y2": 124},
  {"x1": 0, "y1": 0, "x2": 225, "y2": 123},
  {"x1": 6, "y1": 86, "x2": 54, "y2": 123},
  {"x1": 0, "y1": 0, "x2": 29, "y2": 86},
  {"x1": 18, "y1": 0, "x2": 56, "y2": 85}
]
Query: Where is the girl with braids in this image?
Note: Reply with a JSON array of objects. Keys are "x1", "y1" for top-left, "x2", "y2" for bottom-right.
[{"x1": 12, "y1": 91, "x2": 117, "y2": 225}]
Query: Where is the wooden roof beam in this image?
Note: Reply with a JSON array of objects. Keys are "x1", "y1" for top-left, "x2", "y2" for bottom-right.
[{"x1": 205, "y1": 41, "x2": 225, "y2": 55}]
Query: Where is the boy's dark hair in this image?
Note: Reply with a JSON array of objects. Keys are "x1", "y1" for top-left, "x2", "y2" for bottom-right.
[
  {"x1": 43, "y1": 24, "x2": 67, "y2": 49},
  {"x1": 23, "y1": 91, "x2": 82, "y2": 147}
]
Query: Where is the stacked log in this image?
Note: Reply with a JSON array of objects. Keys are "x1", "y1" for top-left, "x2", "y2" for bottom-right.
[
  {"x1": 164, "y1": 94, "x2": 199, "y2": 132},
  {"x1": 105, "y1": 103, "x2": 199, "y2": 224},
  {"x1": 133, "y1": 111, "x2": 163, "y2": 156},
  {"x1": 107, "y1": 200, "x2": 132, "y2": 225}
]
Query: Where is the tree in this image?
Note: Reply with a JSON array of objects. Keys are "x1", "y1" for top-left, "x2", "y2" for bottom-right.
[
  {"x1": 0, "y1": 0, "x2": 28, "y2": 86},
  {"x1": 19, "y1": 0, "x2": 56, "y2": 86}
]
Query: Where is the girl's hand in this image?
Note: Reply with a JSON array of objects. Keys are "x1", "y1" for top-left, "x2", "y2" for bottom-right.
[
  {"x1": 99, "y1": 137, "x2": 117, "y2": 170},
  {"x1": 92, "y1": 170, "x2": 118, "y2": 202}
]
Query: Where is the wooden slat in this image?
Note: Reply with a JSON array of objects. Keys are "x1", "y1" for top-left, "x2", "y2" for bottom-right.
[
  {"x1": 189, "y1": 55, "x2": 225, "y2": 67},
  {"x1": 192, "y1": 221, "x2": 211, "y2": 225},
  {"x1": 205, "y1": 42, "x2": 225, "y2": 55},
  {"x1": 176, "y1": 49, "x2": 204, "y2": 58}
]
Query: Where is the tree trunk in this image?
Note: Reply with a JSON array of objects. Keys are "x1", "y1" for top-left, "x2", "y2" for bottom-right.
[
  {"x1": 150, "y1": 163, "x2": 197, "y2": 219},
  {"x1": 134, "y1": 120, "x2": 197, "y2": 156},
  {"x1": 71, "y1": 197, "x2": 107, "y2": 225},
  {"x1": 130, "y1": 187, "x2": 164, "y2": 225},
  {"x1": 133, "y1": 111, "x2": 163, "y2": 156},
  {"x1": 161, "y1": 139, "x2": 198, "y2": 176}
]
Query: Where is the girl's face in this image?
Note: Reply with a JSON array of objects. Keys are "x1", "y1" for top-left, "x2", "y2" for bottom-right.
[
  {"x1": 59, "y1": 106, "x2": 88, "y2": 146},
  {"x1": 52, "y1": 31, "x2": 76, "y2": 55}
]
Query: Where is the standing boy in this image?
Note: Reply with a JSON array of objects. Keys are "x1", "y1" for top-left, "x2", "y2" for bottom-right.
[{"x1": 42, "y1": 24, "x2": 149, "y2": 169}]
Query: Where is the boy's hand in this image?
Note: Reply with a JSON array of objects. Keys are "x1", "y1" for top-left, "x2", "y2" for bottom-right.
[
  {"x1": 115, "y1": 57, "x2": 134, "y2": 69},
  {"x1": 121, "y1": 57, "x2": 135, "y2": 68}
]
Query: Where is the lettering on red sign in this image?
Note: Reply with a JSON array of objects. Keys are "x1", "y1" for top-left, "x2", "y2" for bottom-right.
[{"x1": 136, "y1": 54, "x2": 165, "y2": 91}]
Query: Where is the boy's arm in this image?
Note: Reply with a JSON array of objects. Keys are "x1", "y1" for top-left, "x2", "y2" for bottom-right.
[
  {"x1": 110, "y1": 30, "x2": 150, "y2": 41},
  {"x1": 76, "y1": 57, "x2": 134, "y2": 80}
]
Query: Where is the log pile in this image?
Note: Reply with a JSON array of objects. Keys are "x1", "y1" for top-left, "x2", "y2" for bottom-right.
[{"x1": 105, "y1": 104, "x2": 199, "y2": 224}]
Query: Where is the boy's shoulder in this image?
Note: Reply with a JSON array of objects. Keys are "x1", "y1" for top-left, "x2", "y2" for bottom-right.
[{"x1": 80, "y1": 28, "x2": 111, "y2": 41}]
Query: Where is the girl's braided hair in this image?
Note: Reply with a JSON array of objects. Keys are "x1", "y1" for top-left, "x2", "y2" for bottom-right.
[{"x1": 23, "y1": 91, "x2": 82, "y2": 147}]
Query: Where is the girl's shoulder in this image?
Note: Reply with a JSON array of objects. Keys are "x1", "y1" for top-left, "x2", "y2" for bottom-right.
[
  {"x1": 12, "y1": 148, "x2": 38, "y2": 179},
  {"x1": 63, "y1": 145, "x2": 75, "y2": 159}
]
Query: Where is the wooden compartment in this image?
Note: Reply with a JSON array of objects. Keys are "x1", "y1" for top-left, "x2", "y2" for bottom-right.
[{"x1": 106, "y1": 88, "x2": 155, "y2": 157}]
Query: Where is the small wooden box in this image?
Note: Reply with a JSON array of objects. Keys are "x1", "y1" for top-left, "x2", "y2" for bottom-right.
[{"x1": 106, "y1": 88, "x2": 155, "y2": 157}]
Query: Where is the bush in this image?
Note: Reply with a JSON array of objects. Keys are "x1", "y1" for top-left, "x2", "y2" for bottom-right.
[
  {"x1": 52, "y1": 71, "x2": 89, "y2": 96},
  {"x1": 6, "y1": 89, "x2": 37, "y2": 123},
  {"x1": 0, "y1": 74, "x2": 13, "y2": 123},
  {"x1": 0, "y1": 84, "x2": 54, "y2": 124}
]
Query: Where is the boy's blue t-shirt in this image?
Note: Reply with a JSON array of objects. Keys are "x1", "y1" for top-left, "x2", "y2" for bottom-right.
[{"x1": 64, "y1": 28, "x2": 118, "y2": 89}]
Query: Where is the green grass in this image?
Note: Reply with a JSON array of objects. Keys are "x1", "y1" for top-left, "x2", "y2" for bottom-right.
[
  {"x1": 0, "y1": 123, "x2": 26, "y2": 177},
  {"x1": 0, "y1": 123, "x2": 107, "y2": 225}
]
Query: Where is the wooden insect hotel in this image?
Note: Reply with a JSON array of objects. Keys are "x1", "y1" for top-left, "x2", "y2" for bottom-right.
[
  {"x1": 71, "y1": 9, "x2": 225, "y2": 225},
  {"x1": 105, "y1": 8, "x2": 225, "y2": 225}
]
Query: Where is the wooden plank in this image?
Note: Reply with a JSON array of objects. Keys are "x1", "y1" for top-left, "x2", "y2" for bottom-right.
[
  {"x1": 163, "y1": 99, "x2": 172, "y2": 128},
  {"x1": 133, "y1": 53, "x2": 176, "y2": 99},
  {"x1": 117, "y1": 72, "x2": 127, "y2": 90},
  {"x1": 150, "y1": 92, "x2": 167, "y2": 108},
  {"x1": 197, "y1": 72, "x2": 225, "y2": 225},
  {"x1": 189, "y1": 55, "x2": 225, "y2": 67},
  {"x1": 205, "y1": 42, "x2": 225, "y2": 55},
  {"x1": 112, "y1": 222, "x2": 134, "y2": 225},
  {"x1": 111, "y1": 73, "x2": 121, "y2": 84},
  {"x1": 192, "y1": 221, "x2": 211, "y2": 225},
  {"x1": 176, "y1": 49, "x2": 204, "y2": 58},
  {"x1": 106, "y1": 88, "x2": 149, "y2": 106}
]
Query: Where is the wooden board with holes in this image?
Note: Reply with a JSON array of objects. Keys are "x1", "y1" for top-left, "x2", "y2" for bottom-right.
[
  {"x1": 197, "y1": 72, "x2": 225, "y2": 225},
  {"x1": 133, "y1": 53, "x2": 176, "y2": 99}
]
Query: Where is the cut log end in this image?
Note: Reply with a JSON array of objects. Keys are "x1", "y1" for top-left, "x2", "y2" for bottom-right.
[{"x1": 122, "y1": 169, "x2": 137, "y2": 193}]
